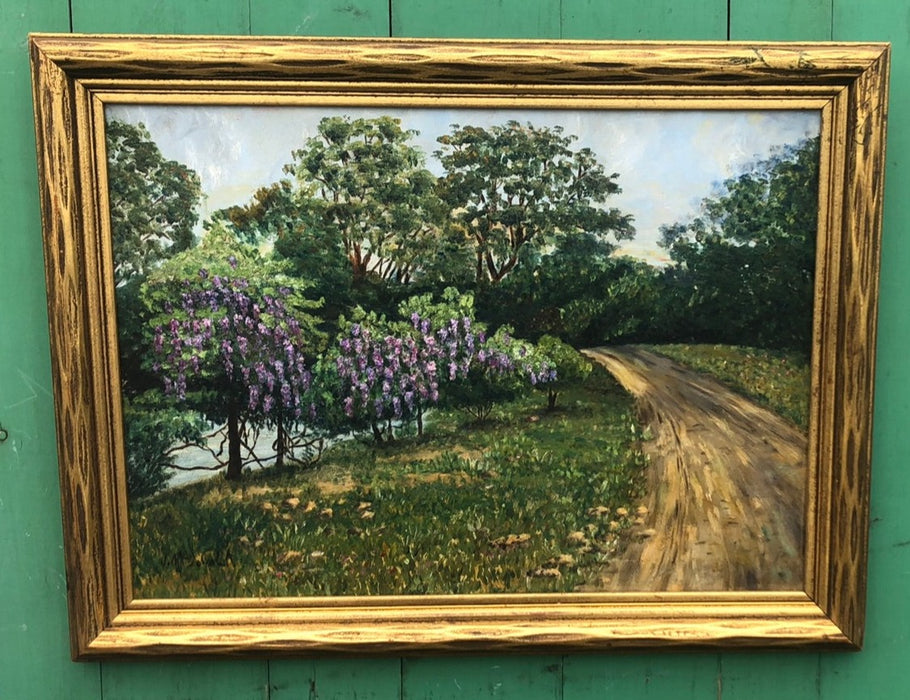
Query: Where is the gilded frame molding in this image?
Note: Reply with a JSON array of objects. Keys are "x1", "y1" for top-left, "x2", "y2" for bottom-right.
[{"x1": 28, "y1": 34, "x2": 888, "y2": 658}]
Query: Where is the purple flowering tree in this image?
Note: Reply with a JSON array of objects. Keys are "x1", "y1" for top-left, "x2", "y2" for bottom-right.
[
  {"x1": 145, "y1": 231, "x2": 323, "y2": 479},
  {"x1": 442, "y1": 325, "x2": 557, "y2": 423},
  {"x1": 333, "y1": 312, "x2": 474, "y2": 441},
  {"x1": 332, "y1": 289, "x2": 557, "y2": 439}
]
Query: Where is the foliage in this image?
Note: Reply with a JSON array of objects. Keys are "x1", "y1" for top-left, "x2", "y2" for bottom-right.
[
  {"x1": 441, "y1": 326, "x2": 555, "y2": 423},
  {"x1": 286, "y1": 115, "x2": 449, "y2": 284},
  {"x1": 659, "y1": 136, "x2": 820, "y2": 350},
  {"x1": 144, "y1": 227, "x2": 324, "y2": 478},
  {"x1": 209, "y1": 180, "x2": 353, "y2": 320},
  {"x1": 210, "y1": 180, "x2": 300, "y2": 245},
  {"x1": 116, "y1": 278, "x2": 160, "y2": 399},
  {"x1": 106, "y1": 119, "x2": 203, "y2": 285},
  {"x1": 129, "y1": 366, "x2": 648, "y2": 597},
  {"x1": 397, "y1": 286, "x2": 476, "y2": 330},
  {"x1": 435, "y1": 120, "x2": 635, "y2": 285},
  {"x1": 535, "y1": 335, "x2": 593, "y2": 410},
  {"x1": 331, "y1": 288, "x2": 556, "y2": 436},
  {"x1": 332, "y1": 313, "x2": 446, "y2": 440},
  {"x1": 123, "y1": 397, "x2": 206, "y2": 498},
  {"x1": 150, "y1": 269, "x2": 316, "y2": 416},
  {"x1": 645, "y1": 344, "x2": 811, "y2": 429}
]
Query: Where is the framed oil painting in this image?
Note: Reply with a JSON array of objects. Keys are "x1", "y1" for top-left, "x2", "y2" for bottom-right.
[{"x1": 29, "y1": 35, "x2": 889, "y2": 658}]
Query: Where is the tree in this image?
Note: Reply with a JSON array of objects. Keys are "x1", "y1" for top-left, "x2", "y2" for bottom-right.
[
  {"x1": 475, "y1": 233, "x2": 662, "y2": 345},
  {"x1": 286, "y1": 116, "x2": 447, "y2": 284},
  {"x1": 210, "y1": 180, "x2": 353, "y2": 321},
  {"x1": 209, "y1": 180, "x2": 300, "y2": 245},
  {"x1": 144, "y1": 227, "x2": 324, "y2": 479},
  {"x1": 331, "y1": 288, "x2": 556, "y2": 438},
  {"x1": 106, "y1": 119, "x2": 203, "y2": 285},
  {"x1": 659, "y1": 136, "x2": 819, "y2": 350},
  {"x1": 332, "y1": 313, "x2": 449, "y2": 441},
  {"x1": 435, "y1": 121, "x2": 635, "y2": 285},
  {"x1": 534, "y1": 335, "x2": 592, "y2": 410}
]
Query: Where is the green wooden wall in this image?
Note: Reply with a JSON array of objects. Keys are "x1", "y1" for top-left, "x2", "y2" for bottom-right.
[{"x1": 1, "y1": 1, "x2": 906, "y2": 697}]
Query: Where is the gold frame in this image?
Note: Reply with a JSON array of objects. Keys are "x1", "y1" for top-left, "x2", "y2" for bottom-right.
[{"x1": 29, "y1": 34, "x2": 889, "y2": 658}]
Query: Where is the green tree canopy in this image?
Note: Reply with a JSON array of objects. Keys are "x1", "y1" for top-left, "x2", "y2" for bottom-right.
[
  {"x1": 435, "y1": 120, "x2": 635, "y2": 285},
  {"x1": 106, "y1": 119, "x2": 203, "y2": 285},
  {"x1": 285, "y1": 115, "x2": 448, "y2": 285},
  {"x1": 209, "y1": 180, "x2": 353, "y2": 320},
  {"x1": 659, "y1": 136, "x2": 820, "y2": 350}
]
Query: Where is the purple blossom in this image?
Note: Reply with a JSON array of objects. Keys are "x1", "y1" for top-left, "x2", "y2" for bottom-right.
[
  {"x1": 332, "y1": 308, "x2": 554, "y2": 427},
  {"x1": 151, "y1": 268, "x2": 316, "y2": 427}
]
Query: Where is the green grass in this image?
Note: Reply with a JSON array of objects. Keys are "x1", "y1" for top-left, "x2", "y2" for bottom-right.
[
  {"x1": 129, "y1": 365, "x2": 648, "y2": 598},
  {"x1": 643, "y1": 344, "x2": 811, "y2": 429}
]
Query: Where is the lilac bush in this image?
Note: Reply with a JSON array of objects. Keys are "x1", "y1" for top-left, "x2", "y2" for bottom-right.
[
  {"x1": 443, "y1": 325, "x2": 557, "y2": 422},
  {"x1": 333, "y1": 305, "x2": 556, "y2": 437},
  {"x1": 150, "y1": 264, "x2": 318, "y2": 477}
]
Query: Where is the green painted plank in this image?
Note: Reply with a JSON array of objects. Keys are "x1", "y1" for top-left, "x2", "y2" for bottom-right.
[
  {"x1": 268, "y1": 660, "x2": 315, "y2": 699},
  {"x1": 255, "y1": 0, "x2": 396, "y2": 694},
  {"x1": 719, "y1": 652, "x2": 820, "y2": 699},
  {"x1": 270, "y1": 657, "x2": 401, "y2": 698},
  {"x1": 3, "y1": 3, "x2": 907, "y2": 700},
  {"x1": 561, "y1": 0, "x2": 727, "y2": 40},
  {"x1": 101, "y1": 660, "x2": 269, "y2": 699},
  {"x1": 562, "y1": 653, "x2": 720, "y2": 698},
  {"x1": 822, "y1": 2, "x2": 910, "y2": 698},
  {"x1": 559, "y1": 5, "x2": 806, "y2": 699},
  {"x1": 250, "y1": 1, "x2": 389, "y2": 36},
  {"x1": 402, "y1": 656, "x2": 560, "y2": 699},
  {"x1": 0, "y1": 2, "x2": 103, "y2": 697},
  {"x1": 729, "y1": 0, "x2": 832, "y2": 40},
  {"x1": 391, "y1": 0, "x2": 560, "y2": 39},
  {"x1": 70, "y1": 0, "x2": 250, "y2": 34}
]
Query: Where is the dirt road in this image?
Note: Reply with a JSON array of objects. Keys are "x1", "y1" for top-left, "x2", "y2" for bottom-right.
[{"x1": 583, "y1": 347, "x2": 807, "y2": 592}]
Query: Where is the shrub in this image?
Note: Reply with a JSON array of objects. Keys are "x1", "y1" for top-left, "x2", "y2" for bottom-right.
[
  {"x1": 124, "y1": 399, "x2": 205, "y2": 498},
  {"x1": 535, "y1": 335, "x2": 593, "y2": 410}
]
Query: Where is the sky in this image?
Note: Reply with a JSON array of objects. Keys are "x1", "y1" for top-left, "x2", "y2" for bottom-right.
[{"x1": 106, "y1": 104, "x2": 820, "y2": 266}]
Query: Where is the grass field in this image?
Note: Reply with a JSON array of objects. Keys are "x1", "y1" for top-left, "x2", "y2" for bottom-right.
[
  {"x1": 644, "y1": 344, "x2": 811, "y2": 429},
  {"x1": 129, "y1": 343, "x2": 810, "y2": 598},
  {"x1": 129, "y1": 364, "x2": 649, "y2": 598}
]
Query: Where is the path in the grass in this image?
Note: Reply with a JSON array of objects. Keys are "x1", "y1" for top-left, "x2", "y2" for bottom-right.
[{"x1": 582, "y1": 346, "x2": 807, "y2": 592}]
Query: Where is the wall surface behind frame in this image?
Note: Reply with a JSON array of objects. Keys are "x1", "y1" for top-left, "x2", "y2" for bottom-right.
[{"x1": 1, "y1": 1, "x2": 907, "y2": 698}]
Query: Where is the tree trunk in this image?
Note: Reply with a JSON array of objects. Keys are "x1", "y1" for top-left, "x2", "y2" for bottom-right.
[
  {"x1": 548, "y1": 389, "x2": 558, "y2": 411},
  {"x1": 371, "y1": 420, "x2": 384, "y2": 443},
  {"x1": 417, "y1": 406, "x2": 424, "y2": 437},
  {"x1": 275, "y1": 418, "x2": 286, "y2": 469},
  {"x1": 225, "y1": 400, "x2": 243, "y2": 480}
]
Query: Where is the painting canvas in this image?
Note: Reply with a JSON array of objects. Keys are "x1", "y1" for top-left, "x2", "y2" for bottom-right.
[{"x1": 111, "y1": 104, "x2": 820, "y2": 598}]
